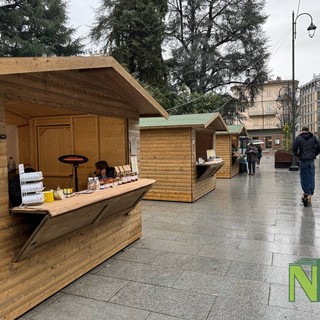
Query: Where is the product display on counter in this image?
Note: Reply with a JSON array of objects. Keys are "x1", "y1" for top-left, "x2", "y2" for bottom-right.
[{"x1": 19, "y1": 164, "x2": 45, "y2": 205}]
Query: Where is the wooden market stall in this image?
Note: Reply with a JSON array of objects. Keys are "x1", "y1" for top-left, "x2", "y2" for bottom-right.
[
  {"x1": 0, "y1": 56, "x2": 168, "y2": 320},
  {"x1": 140, "y1": 113, "x2": 228, "y2": 202},
  {"x1": 216, "y1": 124, "x2": 248, "y2": 178}
]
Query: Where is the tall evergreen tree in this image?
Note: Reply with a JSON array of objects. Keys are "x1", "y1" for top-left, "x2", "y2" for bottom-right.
[
  {"x1": 166, "y1": 0, "x2": 269, "y2": 98},
  {"x1": 90, "y1": 0, "x2": 168, "y2": 88},
  {"x1": 0, "y1": 0, "x2": 83, "y2": 57}
]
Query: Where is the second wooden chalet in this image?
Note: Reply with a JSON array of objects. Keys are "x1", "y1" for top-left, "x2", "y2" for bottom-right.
[
  {"x1": 140, "y1": 113, "x2": 228, "y2": 202},
  {"x1": 216, "y1": 124, "x2": 248, "y2": 178}
]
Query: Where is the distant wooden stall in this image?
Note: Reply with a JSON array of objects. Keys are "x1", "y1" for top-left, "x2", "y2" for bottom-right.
[
  {"x1": 140, "y1": 113, "x2": 228, "y2": 202},
  {"x1": 0, "y1": 56, "x2": 168, "y2": 320},
  {"x1": 216, "y1": 125, "x2": 247, "y2": 178}
]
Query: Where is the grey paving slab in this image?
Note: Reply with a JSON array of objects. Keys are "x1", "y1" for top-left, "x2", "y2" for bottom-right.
[
  {"x1": 259, "y1": 306, "x2": 320, "y2": 320},
  {"x1": 142, "y1": 228, "x2": 182, "y2": 241},
  {"x1": 61, "y1": 273, "x2": 128, "y2": 301},
  {"x1": 197, "y1": 244, "x2": 273, "y2": 265},
  {"x1": 27, "y1": 293, "x2": 151, "y2": 320},
  {"x1": 144, "y1": 218, "x2": 275, "y2": 242},
  {"x1": 132, "y1": 238, "x2": 203, "y2": 255},
  {"x1": 19, "y1": 292, "x2": 64, "y2": 319},
  {"x1": 112, "y1": 247, "x2": 162, "y2": 264},
  {"x1": 109, "y1": 281, "x2": 215, "y2": 320},
  {"x1": 246, "y1": 223, "x2": 314, "y2": 236},
  {"x1": 269, "y1": 284, "x2": 320, "y2": 314},
  {"x1": 146, "y1": 313, "x2": 186, "y2": 320},
  {"x1": 289, "y1": 244, "x2": 320, "y2": 257},
  {"x1": 273, "y1": 253, "x2": 314, "y2": 267},
  {"x1": 276, "y1": 219, "x2": 320, "y2": 230},
  {"x1": 199, "y1": 213, "x2": 277, "y2": 226},
  {"x1": 150, "y1": 252, "x2": 231, "y2": 275},
  {"x1": 175, "y1": 232, "x2": 242, "y2": 247},
  {"x1": 166, "y1": 216, "x2": 249, "y2": 233},
  {"x1": 207, "y1": 296, "x2": 268, "y2": 320},
  {"x1": 142, "y1": 219, "x2": 215, "y2": 234},
  {"x1": 226, "y1": 261, "x2": 288, "y2": 285},
  {"x1": 274, "y1": 233, "x2": 320, "y2": 246},
  {"x1": 227, "y1": 230, "x2": 275, "y2": 241},
  {"x1": 238, "y1": 238, "x2": 292, "y2": 254},
  {"x1": 95, "y1": 259, "x2": 184, "y2": 287},
  {"x1": 88, "y1": 257, "x2": 115, "y2": 274},
  {"x1": 207, "y1": 296, "x2": 320, "y2": 320},
  {"x1": 173, "y1": 270, "x2": 269, "y2": 304}
]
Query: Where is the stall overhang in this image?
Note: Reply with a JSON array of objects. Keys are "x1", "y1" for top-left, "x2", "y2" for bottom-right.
[{"x1": 0, "y1": 56, "x2": 168, "y2": 120}]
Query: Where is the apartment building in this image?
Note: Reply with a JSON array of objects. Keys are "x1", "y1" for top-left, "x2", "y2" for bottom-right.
[
  {"x1": 299, "y1": 73, "x2": 320, "y2": 137},
  {"x1": 241, "y1": 79, "x2": 293, "y2": 150}
]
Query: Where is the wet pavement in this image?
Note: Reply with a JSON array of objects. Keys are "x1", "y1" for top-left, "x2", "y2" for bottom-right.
[{"x1": 20, "y1": 151, "x2": 320, "y2": 320}]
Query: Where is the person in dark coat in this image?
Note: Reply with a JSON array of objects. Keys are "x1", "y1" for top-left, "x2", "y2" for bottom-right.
[
  {"x1": 293, "y1": 126, "x2": 320, "y2": 202},
  {"x1": 256, "y1": 145, "x2": 262, "y2": 168},
  {"x1": 245, "y1": 143, "x2": 258, "y2": 175}
]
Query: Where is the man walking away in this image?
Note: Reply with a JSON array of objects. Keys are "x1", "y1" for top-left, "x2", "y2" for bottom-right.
[
  {"x1": 257, "y1": 145, "x2": 262, "y2": 168},
  {"x1": 293, "y1": 126, "x2": 320, "y2": 204}
]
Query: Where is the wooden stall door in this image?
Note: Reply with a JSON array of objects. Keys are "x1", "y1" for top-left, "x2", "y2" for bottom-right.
[{"x1": 37, "y1": 126, "x2": 72, "y2": 189}]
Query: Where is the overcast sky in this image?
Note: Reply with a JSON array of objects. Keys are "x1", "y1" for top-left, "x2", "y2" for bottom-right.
[{"x1": 67, "y1": 0, "x2": 320, "y2": 86}]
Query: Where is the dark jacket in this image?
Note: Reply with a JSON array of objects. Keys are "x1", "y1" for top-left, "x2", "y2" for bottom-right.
[
  {"x1": 293, "y1": 131, "x2": 320, "y2": 161},
  {"x1": 245, "y1": 146, "x2": 258, "y2": 162},
  {"x1": 257, "y1": 146, "x2": 262, "y2": 158},
  {"x1": 9, "y1": 174, "x2": 22, "y2": 207}
]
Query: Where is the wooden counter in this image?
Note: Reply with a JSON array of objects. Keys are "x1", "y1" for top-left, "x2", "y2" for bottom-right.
[
  {"x1": 10, "y1": 179, "x2": 155, "y2": 261},
  {"x1": 232, "y1": 154, "x2": 245, "y2": 164},
  {"x1": 196, "y1": 161, "x2": 225, "y2": 181}
]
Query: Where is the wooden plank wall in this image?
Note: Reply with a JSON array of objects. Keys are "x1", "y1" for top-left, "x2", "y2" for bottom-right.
[
  {"x1": 1, "y1": 116, "x2": 142, "y2": 320},
  {"x1": 191, "y1": 130, "x2": 217, "y2": 201},
  {"x1": 216, "y1": 135, "x2": 231, "y2": 178},
  {"x1": 140, "y1": 128, "x2": 193, "y2": 202}
]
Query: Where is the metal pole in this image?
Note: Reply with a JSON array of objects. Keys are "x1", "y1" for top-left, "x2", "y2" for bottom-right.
[{"x1": 289, "y1": 11, "x2": 299, "y2": 171}]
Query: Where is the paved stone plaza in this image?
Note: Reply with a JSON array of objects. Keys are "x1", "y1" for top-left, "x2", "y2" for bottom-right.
[{"x1": 20, "y1": 152, "x2": 320, "y2": 320}]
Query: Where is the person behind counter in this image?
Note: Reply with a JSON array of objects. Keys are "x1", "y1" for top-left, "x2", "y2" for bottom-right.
[
  {"x1": 95, "y1": 160, "x2": 115, "y2": 180},
  {"x1": 9, "y1": 167, "x2": 36, "y2": 207}
]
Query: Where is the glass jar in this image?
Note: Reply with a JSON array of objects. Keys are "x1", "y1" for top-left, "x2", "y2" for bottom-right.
[
  {"x1": 94, "y1": 177, "x2": 100, "y2": 191},
  {"x1": 87, "y1": 177, "x2": 94, "y2": 191}
]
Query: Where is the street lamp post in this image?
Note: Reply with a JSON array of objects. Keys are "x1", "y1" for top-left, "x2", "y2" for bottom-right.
[{"x1": 290, "y1": 11, "x2": 316, "y2": 171}]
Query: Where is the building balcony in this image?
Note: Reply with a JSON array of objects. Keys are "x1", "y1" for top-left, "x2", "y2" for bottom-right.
[{"x1": 248, "y1": 109, "x2": 277, "y2": 116}]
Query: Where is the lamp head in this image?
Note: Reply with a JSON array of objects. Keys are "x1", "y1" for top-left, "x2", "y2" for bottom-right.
[
  {"x1": 276, "y1": 95, "x2": 284, "y2": 102},
  {"x1": 307, "y1": 22, "x2": 317, "y2": 38}
]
